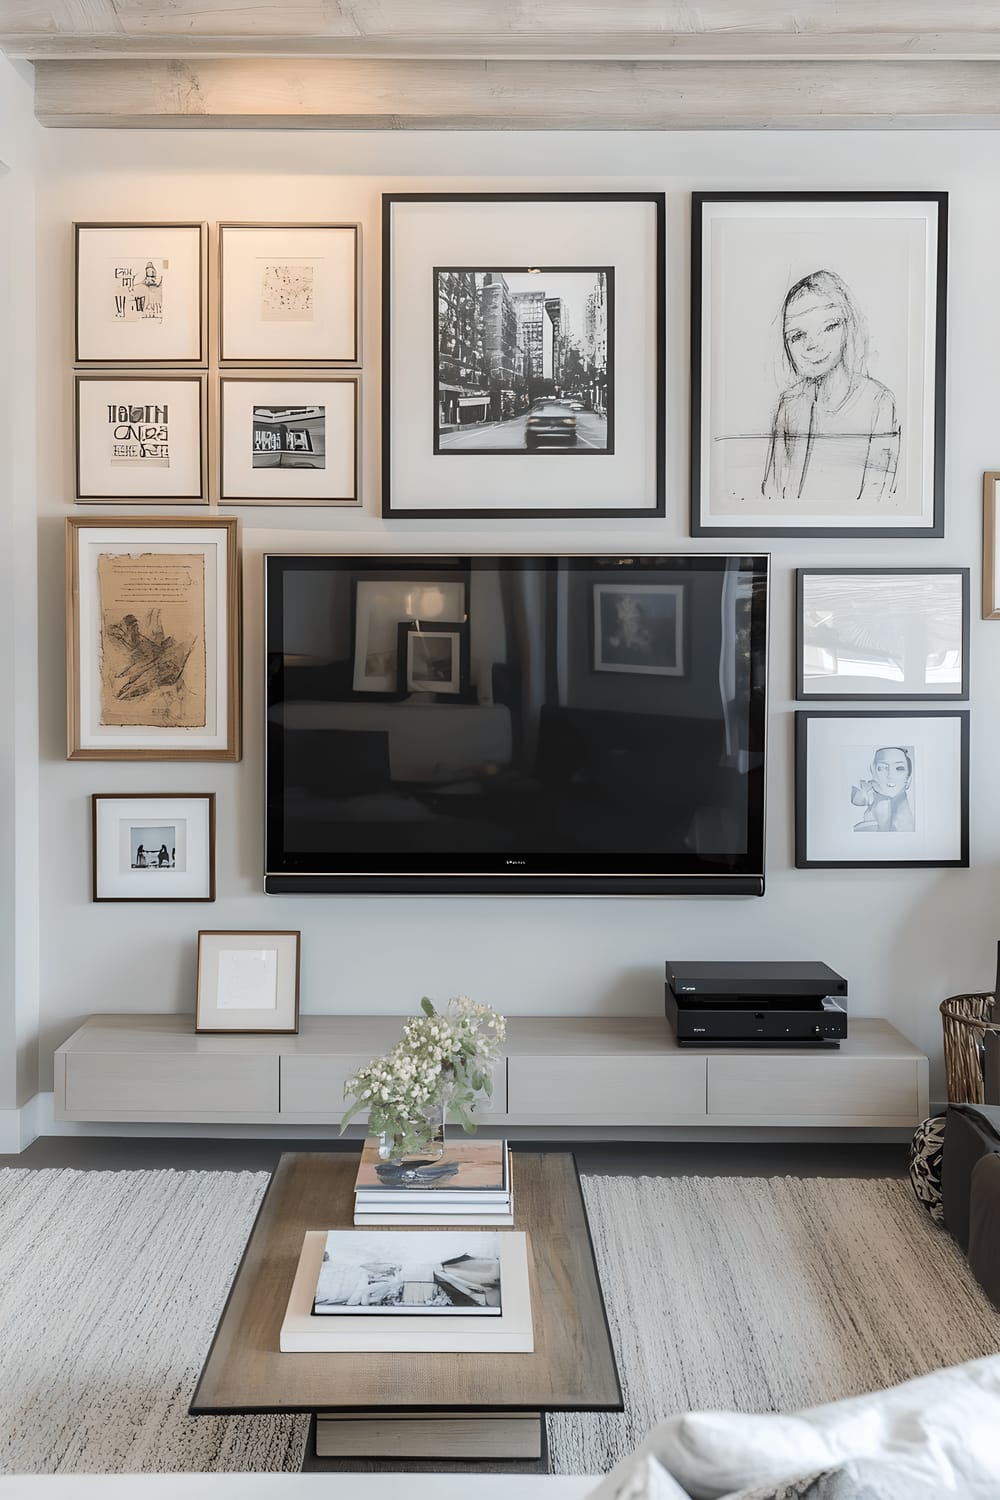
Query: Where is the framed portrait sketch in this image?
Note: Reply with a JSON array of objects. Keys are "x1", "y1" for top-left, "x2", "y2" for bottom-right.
[
  {"x1": 982, "y1": 472, "x2": 1000, "y2": 619},
  {"x1": 795, "y1": 710, "x2": 969, "y2": 869},
  {"x1": 592, "y1": 582, "x2": 685, "y2": 677},
  {"x1": 692, "y1": 193, "x2": 947, "y2": 538},
  {"x1": 92, "y1": 793, "x2": 215, "y2": 902},
  {"x1": 218, "y1": 223, "x2": 360, "y2": 366},
  {"x1": 66, "y1": 516, "x2": 241, "y2": 761},
  {"x1": 196, "y1": 930, "x2": 301, "y2": 1034},
  {"x1": 396, "y1": 620, "x2": 470, "y2": 696},
  {"x1": 351, "y1": 574, "x2": 467, "y2": 694},
  {"x1": 75, "y1": 374, "x2": 207, "y2": 503},
  {"x1": 797, "y1": 568, "x2": 968, "y2": 700},
  {"x1": 219, "y1": 375, "x2": 359, "y2": 505},
  {"x1": 382, "y1": 192, "x2": 665, "y2": 518},
  {"x1": 75, "y1": 222, "x2": 207, "y2": 366}
]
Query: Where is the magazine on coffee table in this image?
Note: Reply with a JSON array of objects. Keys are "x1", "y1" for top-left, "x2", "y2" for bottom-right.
[
  {"x1": 312, "y1": 1230, "x2": 502, "y2": 1316},
  {"x1": 354, "y1": 1138, "x2": 508, "y2": 1195}
]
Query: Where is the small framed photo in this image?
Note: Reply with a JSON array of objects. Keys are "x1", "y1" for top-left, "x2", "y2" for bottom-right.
[
  {"x1": 75, "y1": 222, "x2": 207, "y2": 366},
  {"x1": 797, "y1": 568, "x2": 969, "y2": 700},
  {"x1": 592, "y1": 582, "x2": 684, "y2": 677},
  {"x1": 692, "y1": 192, "x2": 947, "y2": 538},
  {"x1": 795, "y1": 710, "x2": 969, "y2": 869},
  {"x1": 396, "y1": 620, "x2": 470, "y2": 696},
  {"x1": 66, "y1": 516, "x2": 241, "y2": 760},
  {"x1": 75, "y1": 374, "x2": 207, "y2": 503},
  {"x1": 196, "y1": 930, "x2": 301, "y2": 1034},
  {"x1": 92, "y1": 793, "x2": 215, "y2": 901},
  {"x1": 219, "y1": 375, "x2": 359, "y2": 505},
  {"x1": 983, "y1": 472, "x2": 1000, "y2": 619},
  {"x1": 218, "y1": 223, "x2": 360, "y2": 366},
  {"x1": 352, "y1": 574, "x2": 467, "y2": 694},
  {"x1": 382, "y1": 192, "x2": 664, "y2": 518}
]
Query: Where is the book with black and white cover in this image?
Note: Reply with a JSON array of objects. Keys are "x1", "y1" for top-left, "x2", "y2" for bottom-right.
[
  {"x1": 313, "y1": 1230, "x2": 502, "y2": 1316},
  {"x1": 353, "y1": 1137, "x2": 508, "y2": 1199}
]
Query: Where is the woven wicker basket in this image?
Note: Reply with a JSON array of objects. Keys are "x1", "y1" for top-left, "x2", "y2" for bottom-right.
[{"x1": 940, "y1": 991, "x2": 1000, "y2": 1104}]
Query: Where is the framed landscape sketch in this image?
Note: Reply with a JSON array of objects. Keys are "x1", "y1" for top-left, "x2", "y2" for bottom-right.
[
  {"x1": 218, "y1": 223, "x2": 360, "y2": 366},
  {"x1": 382, "y1": 192, "x2": 665, "y2": 518},
  {"x1": 592, "y1": 582, "x2": 684, "y2": 677},
  {"x1": 75, "y1": 222, "x2": 207, "y2": 365},
  {"x1": 795, "y1": 710, "x2": 968, "y2": 868},
  {"x1": 692, "y1": 193, "x2": 947, "y2": 537},
  {"x1": 219, "y1": 375, "x2": 359, "y2": 505},
  {"x1": 351, "y1": 575, "x2": 467, "y2": 694},
  {"x1": 66, "y1": 517, "x2": 241, "y2": 760},
  {"x1": 92, "y1": 792, "x2": 215, "y2": 901},
  {"x1": 75, "y1": 374, "x2": 207, "y2": 503},
  {"x1": 196, "y1": 930, "x2": 301, "y2": 1034}
]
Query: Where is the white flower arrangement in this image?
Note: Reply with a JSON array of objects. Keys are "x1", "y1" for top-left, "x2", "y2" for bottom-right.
[{"x1": 341, "y1": 995, "x2": 507, "y2": 1153}]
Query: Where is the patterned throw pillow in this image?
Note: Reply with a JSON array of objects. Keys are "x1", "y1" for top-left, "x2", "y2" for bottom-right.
[{"x1": 909, "y1": 1114, "x2": 946, "y2": 1224}]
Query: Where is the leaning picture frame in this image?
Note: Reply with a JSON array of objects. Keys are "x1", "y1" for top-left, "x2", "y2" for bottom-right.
[
  {"x1": 691, "y1": 192, "x2": 947, "y2": 538},
  {"x1": 351, "y1": 573, "x2": 468, "y2": 694},
  {"x1": 382, "y1": 191, "x2": 665, "y2": 518},
  {"x1": 66, "y1": 516, "x2": 241, "y2": 761},
  {"x1": 794, "y1": 710, "x2": 969, "y2": 869},
  {"x1": 396, "y1": 619, "x2": 470, "y2": 697},
  {"x1": 74, "y1": 221, "x2": 207, "y2": 366},
  {"x1": 92, "y1": 792, "x2": 215, "y2": 901},
  {"x1": 218, "y1": 222, "x2": 361, "y2": 367},
  {"x1": 196, "y1": 929, "x2": 301, "y2": 1034}
]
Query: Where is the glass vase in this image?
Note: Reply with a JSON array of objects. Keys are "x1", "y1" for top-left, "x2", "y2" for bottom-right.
[{"x1": 377, "y1": 1101, "x2": 447, "y2": 1169}]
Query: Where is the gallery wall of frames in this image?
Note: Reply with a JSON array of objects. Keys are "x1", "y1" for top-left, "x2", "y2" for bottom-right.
[{"x1": 51, "y1": 165, "x2": 998, "y2": 1044}]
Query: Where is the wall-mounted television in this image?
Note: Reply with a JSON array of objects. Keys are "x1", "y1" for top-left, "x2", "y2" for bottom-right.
[{"x1": 265, "y1": 554, "x2": 769, "y2": 895}]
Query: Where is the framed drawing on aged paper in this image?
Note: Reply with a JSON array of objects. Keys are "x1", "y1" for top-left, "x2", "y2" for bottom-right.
[{"x1": 66, "y1": 517, "x2": 241, "y2": 761}]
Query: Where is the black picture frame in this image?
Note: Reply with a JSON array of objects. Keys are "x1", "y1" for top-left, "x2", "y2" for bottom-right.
[
  {"x1": 396, "y1": 619, "x2": 471, "y2": 698},
  {"x1": 382, "y1": 191, "x2": 665, "y2": 519},
  {"x1": 795, "y1": 567, "x2": 969, "y2": 701},
  {"x1": 349, "y1": 566, "x2": 470, "y2": 697},
  {"x1": 691, "y1": 191, "x2": 948, "y2": 539},
  {"x1": 794, "y1": 709, "x2": 969, "y2": 869}
]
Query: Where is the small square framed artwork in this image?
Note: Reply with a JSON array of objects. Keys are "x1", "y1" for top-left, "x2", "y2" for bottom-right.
[
  {"x1": 75, "y1": 374, "x2": 207, "y2": 503},
  {"x1": 196, "y1": 930, "x2": 301, "y2": 1034},
  {"x1": 794, "y1": 710, "x2": 969, "y2": 868},
  {"x1": 592, "y1": 582, "x2": 685, "y2": 677},
  {"x1": 219, "y1": 375, "x2": 359, "y2": 505},
  {"x1": 75, "y1": 222, "x2": 207, "y2": 366},
  {"x1": 92, "y1": 793, "x2": 215, "y2": 901},
  {"x1": 218, "y1": 222, "x2": 360, "y2": 366},
  {"x1": 396, "y1": 620, "x2": 470, "y2": 696},
  {"x1": 352, "y1": 574, "x2": 468, "y2": 694},
  {"x1": 796, "y1": 568, "x2": 969, "y2": 700}
]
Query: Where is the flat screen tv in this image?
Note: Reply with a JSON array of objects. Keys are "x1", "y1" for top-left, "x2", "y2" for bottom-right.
[{"x1": 265, "y1": 554, "x2": 769, "y2": 895}]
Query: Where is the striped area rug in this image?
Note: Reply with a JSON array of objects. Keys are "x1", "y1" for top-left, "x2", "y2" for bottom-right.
[{"x1": 0, "y1": 1168, "x2": 998, "y2": 1474}]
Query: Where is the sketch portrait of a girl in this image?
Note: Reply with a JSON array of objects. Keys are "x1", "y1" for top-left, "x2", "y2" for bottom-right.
[{"x1": 762, "y1": 270, "x2": 900, "y2": 507}]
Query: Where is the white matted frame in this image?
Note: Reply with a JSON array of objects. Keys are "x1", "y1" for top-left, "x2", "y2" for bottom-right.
[
  {"x1": 692, "y1": 193, "x2": 947, "y2": 538},
  {"x1": 218, "y1": 223, "x2": 360, "y2": 367},
  {"x1": 75, "y1": 222, "x2": 207, "y2": 366},
  {"x1": 66, "y1": 516, "x2": 241, "y2": 761},
  {"x1": 92, "y1": 792, "x2": 215, "y2": 901},
  {"x1": 382, "y1": 192, "x2": 665, "y2": 518},
  {"x1": 591, "y1": 582, "x2": 685, "y2": 677},
  {"x1": 196, "y1": 929, "x2": 301, "y2": 1034},
  {"x1": 75, "y1": 373, "x2": 207, "y2": 504},
  {"x1": 794, "y1": 710, "x2": 969, "y2": 869},
  {"x1": 219, "y1": 374, "x2": 359, "y2": 506}
]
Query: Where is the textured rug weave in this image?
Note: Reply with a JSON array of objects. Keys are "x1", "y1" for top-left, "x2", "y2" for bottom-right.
[{"x1": 1, "y1": 1168, "x2": 999, "y2": 1475}]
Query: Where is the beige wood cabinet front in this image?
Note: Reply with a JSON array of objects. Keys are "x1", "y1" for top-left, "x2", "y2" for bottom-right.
[{"x1": 506, "y1": 1052, "x2": 706, "y2": 1123}]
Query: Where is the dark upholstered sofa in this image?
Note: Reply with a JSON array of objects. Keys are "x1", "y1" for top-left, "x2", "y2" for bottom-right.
[{"x1": 942, "y1": 1103, "x2": 1000, "y2": 1308}]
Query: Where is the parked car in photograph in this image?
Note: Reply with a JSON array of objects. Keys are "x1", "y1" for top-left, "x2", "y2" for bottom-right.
[{"x1": 525, "y1": 399, "x2": 577, "y2": 450}]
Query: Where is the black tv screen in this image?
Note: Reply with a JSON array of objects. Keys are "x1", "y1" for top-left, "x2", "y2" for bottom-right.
[{"x1": 265, "y1": 554, "x2": 769, "y2": 895}]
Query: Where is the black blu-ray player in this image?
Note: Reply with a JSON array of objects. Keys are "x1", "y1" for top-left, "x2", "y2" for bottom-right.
[{"x1": 664, "y1": 960, "x2": 848, "y2": 1047}]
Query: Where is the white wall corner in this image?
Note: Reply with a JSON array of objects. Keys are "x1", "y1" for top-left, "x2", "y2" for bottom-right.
[{"x1": 0, "y1": 1093, "x2": 43, "y2": 1154}]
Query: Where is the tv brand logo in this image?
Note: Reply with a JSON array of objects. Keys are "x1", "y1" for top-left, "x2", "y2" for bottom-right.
[{"x1": 506, "y1": 859, "x2": 526, "y2": 867}]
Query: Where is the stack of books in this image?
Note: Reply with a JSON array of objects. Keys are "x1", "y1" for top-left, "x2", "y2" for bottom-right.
[{"x1": 352, "y1": 1136, "x2": 514, "y2": 1226}]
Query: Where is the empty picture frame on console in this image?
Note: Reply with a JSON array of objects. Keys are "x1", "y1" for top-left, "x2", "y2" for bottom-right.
[
  {"x1": 382, "y1": 192, "x2": 665, "y2": 518},
  {"x1": 74, "y1": 222, "x2": 207, "y2": 366},
  {"x1": 691, "y1": 193, "x2": 947, "y2": 538},
  {"x1": 795, "y1": 710, "x2": 969, "y2": 868},
  {"x1": 196, "y1": 930, "x2": 301, "y2": 1034}
]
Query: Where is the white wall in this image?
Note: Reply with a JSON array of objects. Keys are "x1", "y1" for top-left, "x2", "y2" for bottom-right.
[{"x1": 10, "y1": 82, "x2": 1000, "y2": 1106}]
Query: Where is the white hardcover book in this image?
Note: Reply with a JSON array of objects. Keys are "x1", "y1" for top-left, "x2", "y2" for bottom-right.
[
  {"x1": 354, "y1": 1211, "x2": 515, "y2": 1227},
  {"x1": 280, "y1": 1230, "x2": 533, "y2": 1353}
]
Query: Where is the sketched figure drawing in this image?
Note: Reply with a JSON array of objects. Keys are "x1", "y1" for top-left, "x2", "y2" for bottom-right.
[
  {"x1": 851, "y1": 745, "x2": 914, "y2": 832},
  {"x1": 105, "y1": 608, "x2": 194, "y2": 709},
  {"x1": 763, "y1": 270, "x2": 900, "y2": 506}
]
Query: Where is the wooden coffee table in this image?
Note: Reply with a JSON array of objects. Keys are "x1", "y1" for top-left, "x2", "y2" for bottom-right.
[{"x1": 190, "y1": 1151, "x2": 621, "y2": 1465}]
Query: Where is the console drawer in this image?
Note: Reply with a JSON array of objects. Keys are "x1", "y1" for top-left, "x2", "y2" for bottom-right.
[
  {"x1": 708, "y1": 1055, "x2": 922, "y2": 1122},
  {"x1": 280, "y1": 1056, "x2": 508, "y2": 1121},
  {"x1": 63, "y1": 1052, "x2": 277, "y2": 1118},
  {"x1": 507, "y1": 1054, "x2": 706, "y2": 1121}
]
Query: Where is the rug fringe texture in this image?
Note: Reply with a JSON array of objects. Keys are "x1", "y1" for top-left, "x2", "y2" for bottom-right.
[{"x1": 1, "y1": 1168, "x2": 998, "y2": 1475}]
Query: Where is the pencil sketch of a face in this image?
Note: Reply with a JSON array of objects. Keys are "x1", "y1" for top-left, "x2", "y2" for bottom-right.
[
  {"x1": 850, "y1": 744, "x2": 914, "y2": 833},
  {"x1": 762, "y1": 270, "x2": 900, "y2": 507}
]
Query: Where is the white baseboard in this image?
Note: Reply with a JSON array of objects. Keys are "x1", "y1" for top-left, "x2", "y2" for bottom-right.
[{"x1": 0, "y1": 1093, "x2": 43, "y2": 1154}]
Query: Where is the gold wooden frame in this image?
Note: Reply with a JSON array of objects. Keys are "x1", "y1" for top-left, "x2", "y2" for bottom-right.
[
  {"x1": 66, "y1": 515, "x2": 241, "y2": 761},
  {"x1": 984, "y1": 472, "x2": 1000, "y2": 619}
]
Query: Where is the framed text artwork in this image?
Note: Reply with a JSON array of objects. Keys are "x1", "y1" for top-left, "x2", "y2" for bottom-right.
[
  {"x1": 66, "y1": 516, "x2": 241, "y2": 761},
  {"x1": 75, "y1": 374, "x2": 207, "y2": 504},
  {"x1": 382, "y1": 192, "x2": 665, "y2": 518},
  {"x1": 691, "y1": 193, "x2": 947, "y2": 538},
  {"x1": 74, "y1": 222, "x2": 207, "y2": 366},
  {"x1": 92, "y1": 793, "x2": 215, "y2": 902},
  {"x1": 219, "y1": 375, "x2": 359, "y2": 506},
  {"x1": 795, "y1": 710, "x2": 969, "y2": 869},
  {"x1": 218, "y1": 223, "x2": 361, "y2": 366}
]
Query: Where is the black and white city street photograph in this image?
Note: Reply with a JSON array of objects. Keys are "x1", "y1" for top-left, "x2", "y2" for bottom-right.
[
  {"x1": 251, "y1": 405, "x2": 326, "y2": 469},
  {"x1": 435, "y1": 268, "x2": 612, "y2": 455}
]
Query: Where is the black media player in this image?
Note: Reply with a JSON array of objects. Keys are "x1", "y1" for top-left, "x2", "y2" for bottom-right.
[{"x1": 664, "y1": 960, "x2": 848, "y2": 1047}]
